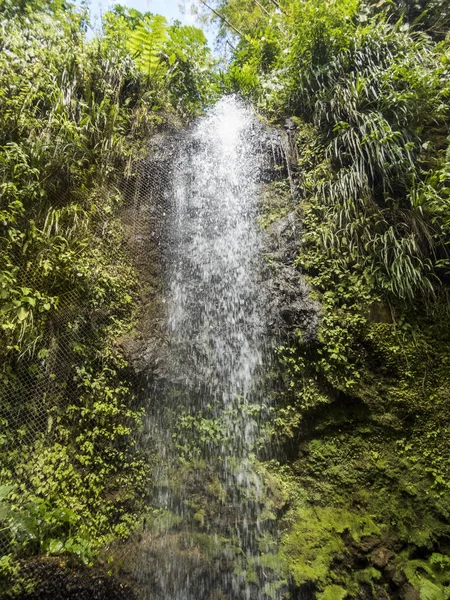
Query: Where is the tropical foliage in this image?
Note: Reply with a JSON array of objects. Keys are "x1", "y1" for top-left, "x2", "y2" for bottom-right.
[
  {"x1": 3, "y1": 0, "x2": 450, "y2": 597},
  {"x1": 0, "y1": 0, "x2": 218, "y2": 587},
  {"x1": 212, "y1": 0, "x2": 450, "y2": 303},
  {"x1": 200, "y1": 0, "x2": 450, "y2": 596}
]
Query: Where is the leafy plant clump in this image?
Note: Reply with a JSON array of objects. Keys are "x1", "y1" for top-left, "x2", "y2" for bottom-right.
[
  {"x1": 202, "y1": 0, "x2": 450, "y2": 596},
  {"x1": 0, "y1": 0, "x2": 219, "y2": 592}
]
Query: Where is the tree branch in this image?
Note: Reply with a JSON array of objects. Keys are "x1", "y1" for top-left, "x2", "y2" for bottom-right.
[
  {"x1": 267, "y1": 0, "x2": 286, "y2": 14},
  {"x1": 254, "y1": 0, "x2": 270, "y2": 17},
  {"x1": 198, "y1": 0, "x2": 244, "y2": 37}
]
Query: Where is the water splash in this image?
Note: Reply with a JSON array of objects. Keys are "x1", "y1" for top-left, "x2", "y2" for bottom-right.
[{"x1": 135, "y1": 97, "x2": 282, "y2": 600}]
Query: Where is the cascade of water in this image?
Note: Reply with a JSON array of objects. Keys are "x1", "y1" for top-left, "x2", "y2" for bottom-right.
[{"x1": 134, "y1": 97, "x2": 281, "y2": 600}]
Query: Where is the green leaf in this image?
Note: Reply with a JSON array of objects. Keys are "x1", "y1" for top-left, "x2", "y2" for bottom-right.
[
  {"x1": 47, "y1": 539, "x2": 64, "y2": 554},
  {"x1": 0, "y1": 485, "x2": 15, "y2": 502},
  {"x1": 17, "y1": 306, "x2": 29, "y2": 321},
  {"x1": 127, "y1": 15, "x2": 168, "y2": 79},
  {"x1": 22, "y1": 296, "x2": 36, "y2": 307},
  {"x1": 11, "y1": 512, "x2": 39, "y2": 540}
]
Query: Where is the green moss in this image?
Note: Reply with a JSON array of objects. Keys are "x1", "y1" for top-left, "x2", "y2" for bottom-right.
[
  {"x1": 318, "y1": 585, "x2": 347, "y2": 600},
  {"x1": 280, "y1": 505, "x2": 380, "y2": 588},
  {"x1": 269, "y1": 290, "x2": 450, "y2": 595},
  {"x1": 261, "y1": 117, "x2": 450, "y2": 598},
  {"x1": 402, "y1": 558, "x2": 450, "y2": 599},
  {"x1": 258, "y1": 180, "x2": 294, "y2": 230},
  {"x1": 262, "y1": 579, "x2": 290, "y2": 600},
  {"x1": 190, "y1": 533, "x2": 225, "y2": 561},
  {"x1": 0, "y1": 555, "x2": 37, "y2": 598}
]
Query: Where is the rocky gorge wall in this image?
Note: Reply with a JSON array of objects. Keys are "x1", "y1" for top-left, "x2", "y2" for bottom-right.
[
  {"x1": 115, "y1": 111, "x2": 450, "y2": 600},
  {"x1": 258, "y1": 118, "x2": 450, "y2": 600},
  {"x1": 6, "y1": 108, "x2": 450, "y2": 600}
]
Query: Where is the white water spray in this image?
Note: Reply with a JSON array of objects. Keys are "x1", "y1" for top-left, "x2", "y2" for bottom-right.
[{"x1": 134, "y1": 97, "x2": 282, "y2": 600}]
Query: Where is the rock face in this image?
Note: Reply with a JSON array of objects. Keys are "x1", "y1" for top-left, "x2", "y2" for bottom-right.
[
  {"x1": 370, "y1": 547, "x2": 394, "y2": 569},
  {"x1": 120, "y1": 120, "x2": 320, "y2": 382},
  {"x1": 264, "y1": 210, "x2": 320, "y2": 342},
  {"x1": 119, "y1": 128, "x2": 180, "y2": 382}
]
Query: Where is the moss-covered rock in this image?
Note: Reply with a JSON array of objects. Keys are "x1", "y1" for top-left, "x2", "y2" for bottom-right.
[{"x1": 260, "y1": 118, "x2": 450, "y2": 599}]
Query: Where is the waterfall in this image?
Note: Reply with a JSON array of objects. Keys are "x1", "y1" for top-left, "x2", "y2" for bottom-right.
[{"x1": 133, "y1": 97, "x2": 281, "y2": 600}]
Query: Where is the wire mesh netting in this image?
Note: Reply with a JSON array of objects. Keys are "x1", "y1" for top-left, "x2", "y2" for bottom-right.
[{"x1": 0, "y1": 117, "x2": 291, "y2": 597}]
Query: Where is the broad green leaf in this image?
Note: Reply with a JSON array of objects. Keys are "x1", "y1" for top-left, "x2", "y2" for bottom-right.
[
  {"x1": 47, "y1": 539, "x2": 64, "y2": 554},
  {"x1": 0, "y1": 485, "x2": 15, "y2": 502},
  {"x1": 127, "y1": 15, "x2": 168, "y2": 79},
  {"x1": 17, "y1": 306, "x2": 29, "y2": 321}
]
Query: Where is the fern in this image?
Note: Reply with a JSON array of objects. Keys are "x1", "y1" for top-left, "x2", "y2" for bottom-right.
[{"x1": 127, "y1": 15, "x2": 168, "y2": 81}]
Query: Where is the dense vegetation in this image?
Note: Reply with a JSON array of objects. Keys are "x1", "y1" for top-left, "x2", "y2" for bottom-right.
[
  {"x1": 209, "y1": 0, "x2": 450, "y2": 597},
  {"x1": 0, "y1": 1, "x2": 217, "y2": 595},
  {"x1": 2, "y1": 0, "x2": 450, "y2": 598}
]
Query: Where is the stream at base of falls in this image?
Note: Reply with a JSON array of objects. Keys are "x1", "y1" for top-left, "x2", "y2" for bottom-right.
[{"x1": 132, "y1": 97, "x2": 285, "y2": 600}]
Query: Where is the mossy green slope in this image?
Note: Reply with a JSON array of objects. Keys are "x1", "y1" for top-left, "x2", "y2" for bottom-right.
[
  {"x1": 260, "y1": 121, "x2": 450, "y2": 598},
  {"x1": 0, "y1": 0, "x2": 218, "y2": 593}
]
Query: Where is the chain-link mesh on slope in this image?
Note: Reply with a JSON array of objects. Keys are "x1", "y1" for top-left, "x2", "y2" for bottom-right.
[
  {"x1": 0, "y1": 192, "x2": 135, "y2": 563},
  {"x1": 0, "y1": 126, "x2": 185, "y2": 565},
  {"x1": 0, "y1": 190, "x2": 132, "y2": 443},
  {"x1": 0, "y1": 118, "x2": 291, "y2": 576}
]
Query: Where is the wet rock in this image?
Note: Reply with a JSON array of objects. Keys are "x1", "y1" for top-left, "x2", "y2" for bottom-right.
[
  {"x1": 385, "y1": 565, "x2": 407, "y2": 587},
  {"x1": 291, "y1": 581, "x2": 315, "y2": 600},
  {"x1": 284, "y1": 118, "x2": 297, "y2": 133},
  {"x1": 358, "y1": 585, "x2": 390, "y2": 600},
  {"x1": 264, "y1": 211, "x2": 321, "y2": 342},
  {"x1": 359, "y1": 536, "x2": 382, "y2": 553},
  {"x1": 5, "y1": 558, "x2": 136, "y2": 600},
  {"x1": 368, "y1": 302, "x2": 393, "y2": 323},
  {"x1": 370, "y1": 547, "x2": 394, "y2": 568},
  {"x1": 209, "y1": 593, "x2": 227, "y2": 600},
  {"x1": 121, "y1": 333, "x2": 168, "y2": 379},
  {"x1": 400, "y1": 584, "x2": 420, "y2": 600}
]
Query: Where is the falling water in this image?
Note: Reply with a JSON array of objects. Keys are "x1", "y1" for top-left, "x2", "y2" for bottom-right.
[{"x1": 134, "y1": 97, "x2": 281, "y2": 600}]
